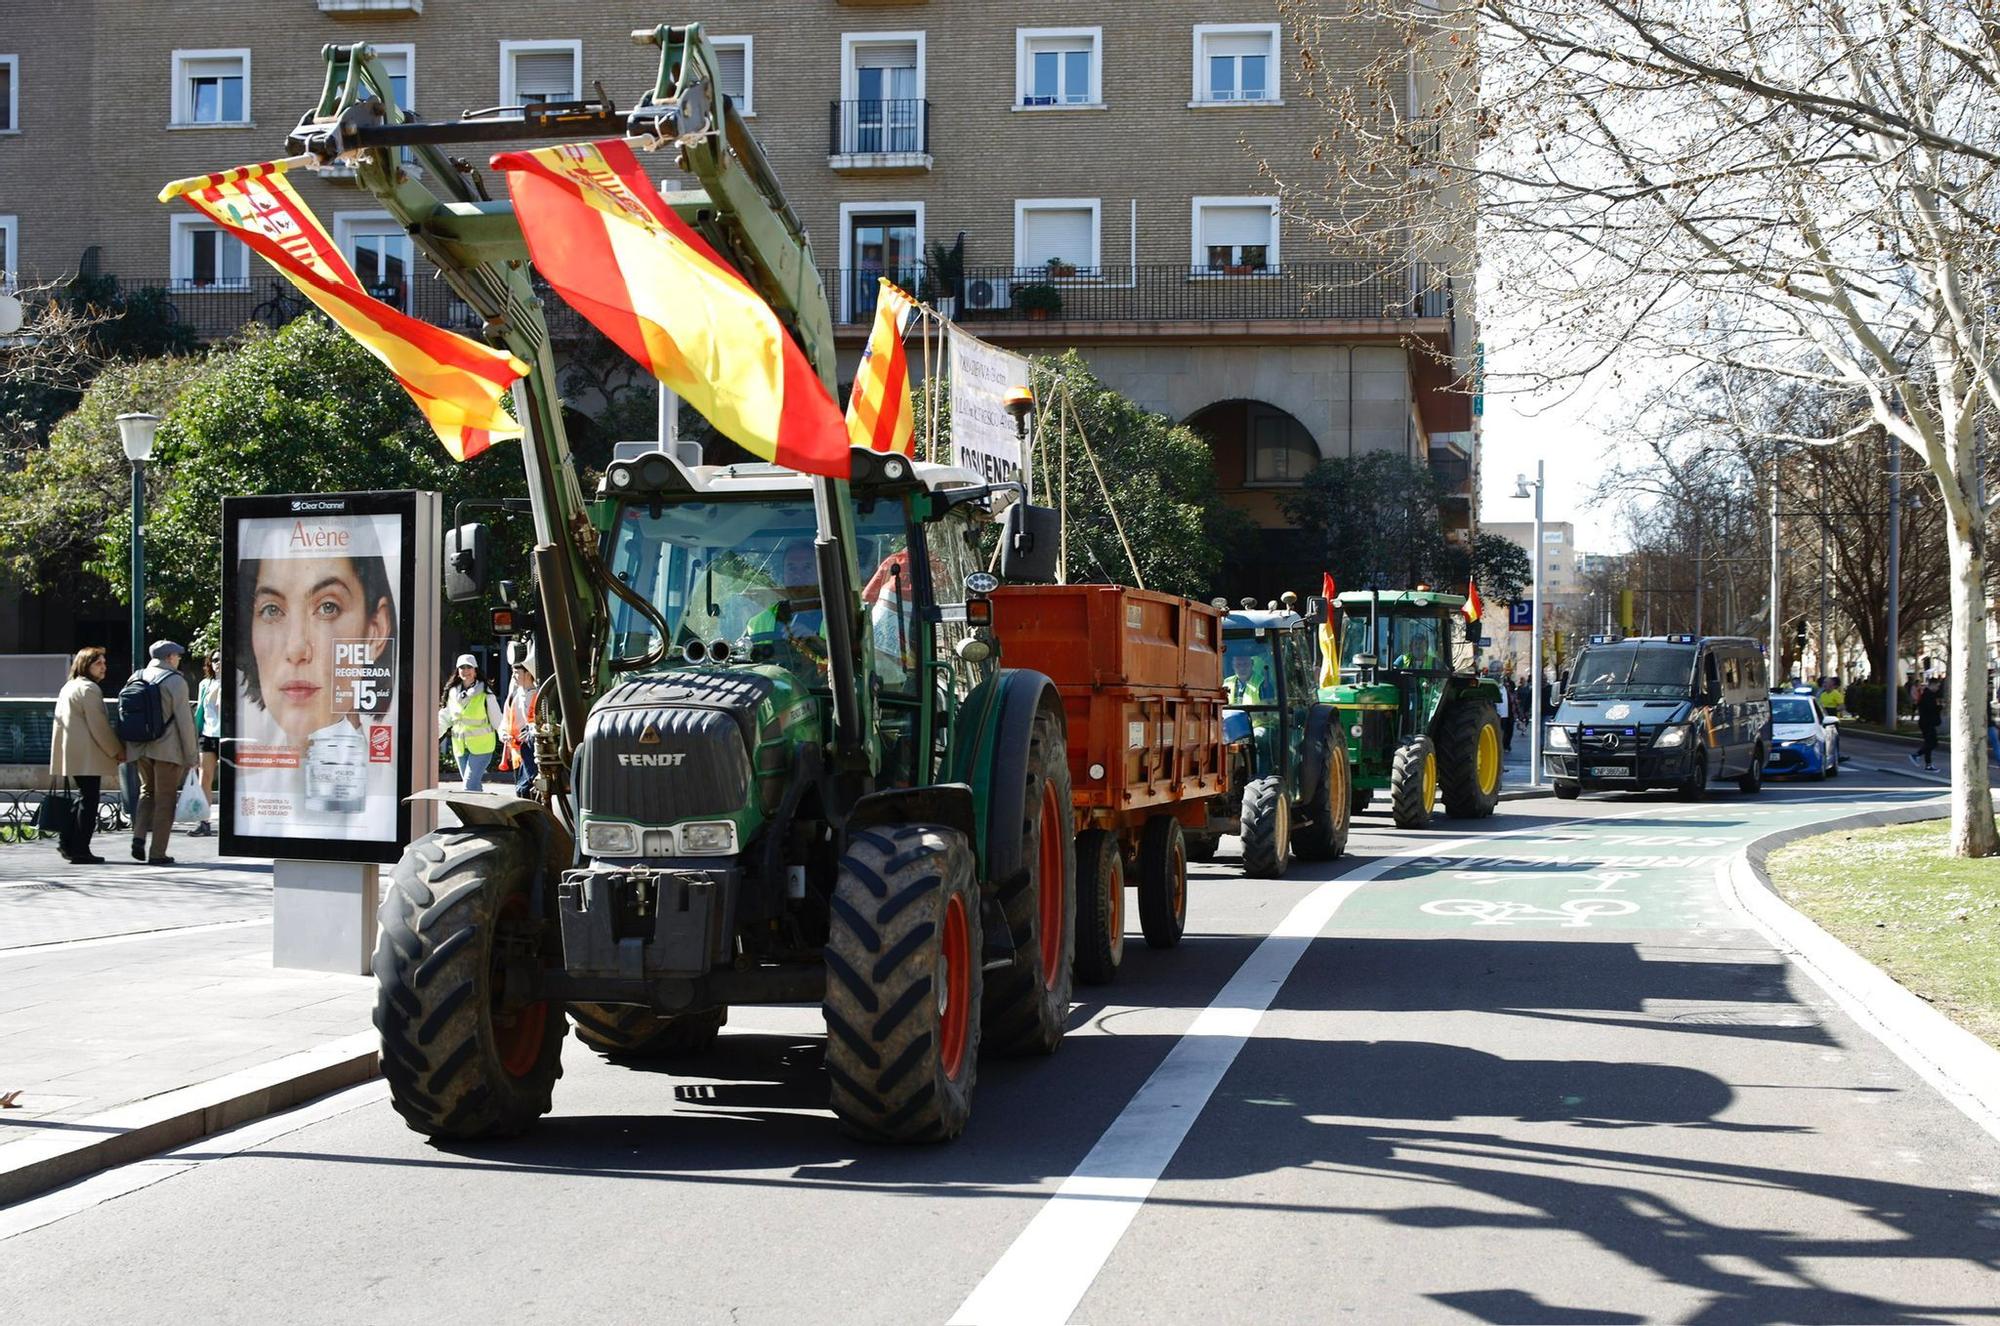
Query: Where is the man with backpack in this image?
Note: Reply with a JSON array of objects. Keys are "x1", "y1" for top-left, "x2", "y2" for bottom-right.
[{"x1": 120, "y1": 640, "x2": 200, "y2": 864}]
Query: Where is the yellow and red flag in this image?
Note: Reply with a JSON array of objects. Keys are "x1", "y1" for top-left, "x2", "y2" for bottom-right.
[
  {"x1": 157, "y1": 160, "x2": 526, "y2": 462},
  {"x1": 1463, "y1": 578, "x2": 1484, "y2": 622},
  {"x1": 1317, "y1": 571, "x2": 1340, "y2": 690},
  {"x1": 491, "y1": 140, "x2": 850, "y2": 479},
  {"x1": 846, "y1": 279, "x2": 919, "y2": 455}
]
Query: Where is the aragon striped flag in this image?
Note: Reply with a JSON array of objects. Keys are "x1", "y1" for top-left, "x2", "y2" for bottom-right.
[
  {"x1": 157, "y1": 160, "x2": 527, "y2": 462},
  {"x1": 846, "y1": 280, "x2": 919, "y2": 454},
  {"x1": 491, "y1": 140, "x2": 851, "y2": 479}
]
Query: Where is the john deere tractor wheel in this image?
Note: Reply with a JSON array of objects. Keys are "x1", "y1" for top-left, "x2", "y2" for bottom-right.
[
  {"x1": 1437, "y1": 701, "x2": 1504, "y2": 819},
  {"x1": 982, "y1": 704, "x2": 1076, "y2": 1057},
  {"x1": 373, "y1": 828, "x2": 562, "y2": 1141},
  {"x1": 1072, "y1": 827, "x2": 1126, "y2": 985},
  {"x1": 1389, "y1": 736, "x2": 1439, "y2": 830},
  {"x1": 1240, "y1": 776, "x2": 1291, "y2": 877},
  {"x1": 569, "y1": 1004, "x2": 726, "y2": 1059},
  {"x1": 1137, "y1": 815, "x2": 1188, "y2": 949},
  {"x1": 1295, "y1": 738, "x2": 1353, "y2": 862},
  {"x1": 823, "y1": 823, "x2": 981, "y2": 1144}
]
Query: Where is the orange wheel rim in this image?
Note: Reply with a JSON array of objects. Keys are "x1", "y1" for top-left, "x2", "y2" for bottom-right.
[
  {"x1": 1108, "y1": 852, "x2": 1125, "y2": 966},
  {"x1": 1171, "y1": 842, "x2": 1187, "y2": 922},
  {"x1": 1037, "y1": 782, "x2": 1066, "y2": 989},
  {"x1": 939, "y1": 893, "x2": 972, "y2": 1080},
  {"x1": 493, "y1": 893, "x2": 548, "y2": 1079}
]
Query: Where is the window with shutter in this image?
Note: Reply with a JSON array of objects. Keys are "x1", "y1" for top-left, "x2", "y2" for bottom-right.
[
  {"x1": 0, "y1": 56, "x2": 16, "y2": 133},
  {"x1": 1016, "y1": 202, "x2": 1098, "y2": 275},
  {"x1": 503, "y1": 42, "x2": 580, "y2": 106},
  {"x1": 1015, "y1": 29, "x2": 1101, "y2": 108},
  {"x1": 1192, "y1": 24, "x2": 1279, "y2": 104},
  {"x1": 1193, "y1": 199, "x2": 1278, "y2": 273},
  {"x1": 0, "y1": 215, "x2": 16, "y2": 291},
  {"x1": 711, "y1": 37, "x2": 753, "y2": 114},
  {"x1": 171, "y1": 50, "x2": 251, "y2": 125}
]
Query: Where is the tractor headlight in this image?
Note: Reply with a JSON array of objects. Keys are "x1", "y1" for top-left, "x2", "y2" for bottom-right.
[
  {"x1": 678, "y1": 820, "x2": 738, "y2": 855},
  {"x1": 1654, "y1": 725, "x2": 1689, "y2": 749},
  {"x1": 583, "y1": 820, "x2": 639, "y2": 857},
  {"x1": 1544, "y1": 725, "x2": 1572, "y2": 751}
]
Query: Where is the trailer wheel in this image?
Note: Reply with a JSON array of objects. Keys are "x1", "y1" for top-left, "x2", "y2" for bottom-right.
[
  {"x1": 1137, "y1": 815, "x2": 1188, "y2": 949},
  {"x1": 1389, "y1": 736, "x2": 1438, "y2": 829},
  {"x1": 1436, "y1": 701, "x2": 1504, "y2": 819},
  {"x1": 1240, "y1": 776, "x2": 1290, "y2": 878},
  {"x1": 1295, "y1": 738, "x2": 1352, "y2": 861},
  {"x1": 569, "y1": 1004, "x2": 725, "y2": 1059},
  {"x1": 823, "y1": 823, "x2": 981, "y2": 1143},
  {"x1": 1072, "y1": 828, "x2": 1126, "y2": 984},
  {"x1": 982, "y1": 704, "x2": 1076, "y2": 1058},
  {"x1": 373, "y1": 828, "x2": 561, "y2": 1140}
]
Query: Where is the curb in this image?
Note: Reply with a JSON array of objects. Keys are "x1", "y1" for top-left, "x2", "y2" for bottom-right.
[
  {"x1": 0, "y1": 1031, "x2": 379, "y2": 1209},
  {"x1": 1720, "y1": 801, "x2": 2000, "y2": 1148}
]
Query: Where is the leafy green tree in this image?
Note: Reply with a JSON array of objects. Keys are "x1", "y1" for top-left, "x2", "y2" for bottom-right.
[
  {"x1": 1283, "y1": 453, "x2": 1455, "y2": 591},
  {"x1": 0, "y1": 275, "x2": 199, "y2": 455},
  {"x1": 1471, "y1": 531, "x2": 1532, "y2": 606},
  {"x1": 917, "y1": 350, "x2": 1246, "y2": 599},
  {"x1": 86, "y1": 316, "x2": 527, "y2": 648}
]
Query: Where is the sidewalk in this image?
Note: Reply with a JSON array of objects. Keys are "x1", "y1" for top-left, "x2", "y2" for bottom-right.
[{"x1": 0, "y1": 829, "x2": 375, "y2": 1202}]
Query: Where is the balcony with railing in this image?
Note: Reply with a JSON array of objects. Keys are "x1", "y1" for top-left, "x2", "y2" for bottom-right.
[
  {"x1": 89, "y1": 273, "x2": 594, "y2": 344},
  {"x1": 826, "y1": 99, "x2": 932, "y2": 172}
]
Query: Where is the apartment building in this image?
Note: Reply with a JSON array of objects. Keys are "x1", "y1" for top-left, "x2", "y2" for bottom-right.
[{"x1": 0, "y1": 0, "x2": 1476, "y2": 597}]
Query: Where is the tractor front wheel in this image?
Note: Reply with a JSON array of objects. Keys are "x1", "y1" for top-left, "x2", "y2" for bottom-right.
[
  {"x1": 1389, "y1": 736, "x2": 1438, "y2": 829},
  {"x1": 982, "y1": 704, "x2": 1076, "y2": 1057},
  {"x1": 373, "y1": 828, "x2": 561, "y2": 1140},
  {"x1": 823, "y1": 823, "x2": 981, "y2": 1143},
  {"x1": 1072, "y1": 827, "x2": 1126, "y2": 985},
  {"x1": 569, "y1": 1004, "x2": 725, "y2": 1059},
  {"x1": 1437, "y1": 701, "x2": 1504, "y2": 819},
  {"x1": 1294, "y1": 738, "x2": 1352, "y2": 861},
  {"x1": 1240, "y1": 776, "x2": 1291, "y2": 877},
  {"x1": 1137, "y1": 815, "x2": 1188, "y2": 949}
]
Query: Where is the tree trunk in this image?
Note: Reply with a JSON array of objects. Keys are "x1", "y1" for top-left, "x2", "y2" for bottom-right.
[{"x1": 1942, "y1": 484, "x2": 1998, "y2": 857}]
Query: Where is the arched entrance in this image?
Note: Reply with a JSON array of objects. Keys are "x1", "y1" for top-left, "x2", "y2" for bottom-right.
[{"x1": 1184, "y1": 399, "x2": 1321, "y2": 602}]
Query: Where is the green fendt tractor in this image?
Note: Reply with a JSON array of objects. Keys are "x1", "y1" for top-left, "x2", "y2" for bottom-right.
[
  {"x1": 1187, "y1": 603, "x2": 1351, "y2": 877},
  {"x1": 290, "y1": 28, "x2": 1076, "y2": 1144},
  {"x1": 1325, "y1": 590, "x2": 1505, "y2": 829}
]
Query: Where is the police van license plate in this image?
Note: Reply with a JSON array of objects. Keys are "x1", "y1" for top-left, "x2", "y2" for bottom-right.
[{"x1": 1589, "y1": 765, "x2": 1634, "y2": 778}]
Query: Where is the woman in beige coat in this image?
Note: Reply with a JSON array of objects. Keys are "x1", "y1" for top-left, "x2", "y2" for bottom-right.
[{"x1": 49, "y1": 646, "x2": 125, "y2": 864}]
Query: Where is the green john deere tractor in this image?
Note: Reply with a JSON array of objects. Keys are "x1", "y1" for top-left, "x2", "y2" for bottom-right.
[{"x1": 1325, "y1": 590, "x2": 1506, "y2": 829}]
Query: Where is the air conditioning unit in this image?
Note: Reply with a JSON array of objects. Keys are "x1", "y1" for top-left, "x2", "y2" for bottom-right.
[{"x1": 963, "y1": 276, "x2": 1012, "y2": 311}]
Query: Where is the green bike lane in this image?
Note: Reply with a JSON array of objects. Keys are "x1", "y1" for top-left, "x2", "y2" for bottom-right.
[{"x1": 1078, "y1": 774, "x2": 2000, "y2": 1325}]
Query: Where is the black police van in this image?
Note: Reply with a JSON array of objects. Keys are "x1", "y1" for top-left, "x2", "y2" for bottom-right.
[{"x1": 1543, "y1": 635, "x2": 1772, "y2": 799}]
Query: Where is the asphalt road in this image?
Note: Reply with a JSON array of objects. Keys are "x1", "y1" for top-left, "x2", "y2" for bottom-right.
[{"x1": 6, "y1": 761, "x2": 1999, "y2": 1325}]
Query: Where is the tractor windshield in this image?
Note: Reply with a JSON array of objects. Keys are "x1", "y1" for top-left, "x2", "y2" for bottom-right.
[
  {"x1": 607, "y1": 498, "x2": 912, "y2": 688},
  {"x1": 1568, "y1": 644, "x2": 1696, "y2": 698},
  {"x1": 1339, "y1": 611, "x2": 1445, "y2": 672}
]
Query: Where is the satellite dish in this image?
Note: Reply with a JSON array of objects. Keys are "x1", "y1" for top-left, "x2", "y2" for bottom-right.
[{"x1": 0, "y1": 293, "x2": 23, "y2": 337}]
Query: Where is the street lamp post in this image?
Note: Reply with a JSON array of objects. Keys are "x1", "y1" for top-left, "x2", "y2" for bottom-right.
[
  {"x1": 117, "y1": 412, "x2": 161, "y2": 674},
  {"x1": 1515, "y1": 462, "x2": 1545, "y2": 788}
]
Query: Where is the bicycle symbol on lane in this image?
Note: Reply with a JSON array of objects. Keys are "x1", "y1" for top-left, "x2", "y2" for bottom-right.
[{"x1": 1419, "y1": 897, "x2": 1641, "y2": 928}]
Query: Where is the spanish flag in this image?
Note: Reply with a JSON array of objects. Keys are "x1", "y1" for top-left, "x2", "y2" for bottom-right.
[
  {"x1": 1317, "y1": 571, "x2": 1340, "y2": 690},
  {"x1": 846, "y1": 279, "x2": 918, "y2": 454},
  {"x1": 1463, "y1": 578, "x2": 1484, "y2": 622},
  {"x1": 492, "y1": 140, "x2": 851, "y2": 479},
  {"x1": 158, "y1": 160, "x2": 527, "y2": 462}
]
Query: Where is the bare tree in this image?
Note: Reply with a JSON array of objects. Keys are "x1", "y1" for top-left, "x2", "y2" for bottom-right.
[{"x1": 1283, "y1": 0, "x2": 2000, "y2": 853}]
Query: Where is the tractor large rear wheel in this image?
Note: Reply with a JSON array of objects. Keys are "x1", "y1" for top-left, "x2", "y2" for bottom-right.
[
  {"x1": 569, "y1": 1004, "x2": 726, "y2": 1059},
  {"x1": 1072, "y1": 827, "x2": 1125, "y2": 985},
  {"x1": 373, "y1": 828, "x2": 561, "y2": 1140},
  {"x1": 1389, "y1": 736, "x2": 1438, "y2": 830},
  {"x1": 1436, "y1": 701, "x2": 1504, "y2": 819},
  {"x1": 1294, "y1": 738, "x2": 1352, "y2": 861},
  {"x1": 981, "y1": 705, "x2": 1076, "y2": 1058},
  {"x1": 1240, "y1": 776, "x2": 1291, "y2": 877},
  {"x1": 823, "y1": 823, "x2": 981, "y2": 1143}
]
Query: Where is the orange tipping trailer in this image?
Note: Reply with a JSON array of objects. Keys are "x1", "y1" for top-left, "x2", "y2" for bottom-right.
[{"x1": 990, "y1": 585, "x2": 1228, "y2": 984}]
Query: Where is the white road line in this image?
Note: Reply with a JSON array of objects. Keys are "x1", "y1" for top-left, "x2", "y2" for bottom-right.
[
  {"x1": 0, "y1": 917, "x2": 269, "y2": 958},
  {"x1": 950, "y1": 791, "x2": 1917, "y2": 1326}
]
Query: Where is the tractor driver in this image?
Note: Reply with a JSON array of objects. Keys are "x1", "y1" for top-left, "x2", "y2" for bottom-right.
[
  {"x1": 1226, "y1": 651, "x2": 1271, "y2": 705},
  {"x1": 743, "y1": 540, "x2": 828, "y2": 669},
  {"x1": 1395, "y1": 630, "x2": 1439, "y2": 671}
]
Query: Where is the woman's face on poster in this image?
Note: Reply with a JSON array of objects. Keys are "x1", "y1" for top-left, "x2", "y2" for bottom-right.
[{"x1": 251, "y1": 557, "x2": 393, "y2": 745}]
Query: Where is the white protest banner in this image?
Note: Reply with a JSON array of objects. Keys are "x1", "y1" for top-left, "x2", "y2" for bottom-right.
[{"x1": 948, "y1": 327, "x2": 1030, "y2": 485}]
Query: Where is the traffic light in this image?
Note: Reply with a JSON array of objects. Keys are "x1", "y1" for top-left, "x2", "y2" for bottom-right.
[{"x1": 1793, "y1": 615, "x2": 1809, "y2": 654}]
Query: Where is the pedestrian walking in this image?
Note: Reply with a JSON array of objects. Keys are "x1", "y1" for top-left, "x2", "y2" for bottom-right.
[
  {"x1": 502, "y1": 662, "x2": 539, "y2": 796},
  {"x1": 1911, "y1": 678, "x2": 1943, "y2": 772},
  {"x1": 192, "y1": 651, "x2": 222, "y2": 837},
  {"x1": 1494, "y1": 673, "x2": 1513, "y2": 751},
  {"x1": 439, "y1": 654, "x2": 504, "y2": 792},
  {"x1": 49, "y1": 647, "x2": 125, "y2": 864},
  {"x1": 123, "y1": 640, "x2": 199, "y2": 864},
  {"x1": 1986, "y1": 680, "x2": 1999, "y2": 766}
]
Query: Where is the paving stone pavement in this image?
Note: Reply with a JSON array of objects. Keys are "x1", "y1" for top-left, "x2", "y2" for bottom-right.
[{"x1": 0, "y1": 835, "x2": 374, "y2": 1150}]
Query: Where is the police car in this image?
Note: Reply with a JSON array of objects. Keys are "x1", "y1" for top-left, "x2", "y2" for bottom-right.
[{"x1": 1763, "y1": 687, "x2": 1841, "y2": 780}]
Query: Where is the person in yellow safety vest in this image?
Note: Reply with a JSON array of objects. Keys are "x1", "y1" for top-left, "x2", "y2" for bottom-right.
[
  {"x1": 1395, "y1": 631, "x2": 1439, "y2": 671},
  {"x1": 500, "y1": 662, "x2": 539, "y2": 797},
  {"x1": 438, "y1": 653, "x2": 504, "y2": 792},
  {"x1": 745, "y1": 541, "x2": 827, "y2": 671},
  {"x1": 1225, "y1": 651, "x2": 1272, "y2": 706}
]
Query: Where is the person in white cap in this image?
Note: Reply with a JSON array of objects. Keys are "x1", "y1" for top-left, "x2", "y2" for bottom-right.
[
  {"x1": 439, "y1": 655, "x2": 504, "y2": 791},
  {"x1": 126, "y1": 640, "x2": 199, "y2": 864}
]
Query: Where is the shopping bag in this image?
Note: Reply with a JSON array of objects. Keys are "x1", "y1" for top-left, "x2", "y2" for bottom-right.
[
  {"x1": 176, "y1": 770, "x2": 210, "y2": 825},
  {"x1": 35, "y1": 780, "x2": 79, "y2": 841}
]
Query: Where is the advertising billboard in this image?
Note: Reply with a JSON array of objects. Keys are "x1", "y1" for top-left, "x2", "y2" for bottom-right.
[{"x1": 220, "y1": 491, "x2": 440, "y2": 864}]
